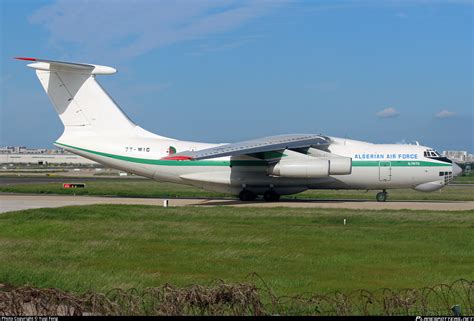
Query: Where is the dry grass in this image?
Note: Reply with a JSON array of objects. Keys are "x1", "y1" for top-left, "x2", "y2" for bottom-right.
[{"x1": 1, "y1": 277, "x2": 471, "y2": 316}]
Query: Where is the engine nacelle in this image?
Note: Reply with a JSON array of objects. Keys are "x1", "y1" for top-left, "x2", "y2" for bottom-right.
[
  {"x1": 327, "y1": 157, "x2": 352, "y2": 175},
  {"x1": 267, "y1": 154, "x2": 352, "y2": 178},
  {"x1": 268, "y1": 160, "x2": 330, "y2": 178},
  {"x1": 306, "y1": 148, "x2": 352, "y2": 175}
]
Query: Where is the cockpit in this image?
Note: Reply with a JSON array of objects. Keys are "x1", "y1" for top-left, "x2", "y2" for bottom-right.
[
  {"x1": 423, "y1": 149, "x2": 441, "y2": 158},
  {"x1": 423, "y1": 149, "x2": 452, "y2": 163}
]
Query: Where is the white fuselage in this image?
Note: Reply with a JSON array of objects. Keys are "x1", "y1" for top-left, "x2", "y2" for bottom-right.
[{"x1": 55, "y1": 132, "x2": 457, "y2": 196}]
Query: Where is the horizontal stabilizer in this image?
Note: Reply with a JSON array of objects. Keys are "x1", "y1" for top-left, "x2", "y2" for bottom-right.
[{"x1": 15, "y1": 57, "x2": 116, "y2": 75}]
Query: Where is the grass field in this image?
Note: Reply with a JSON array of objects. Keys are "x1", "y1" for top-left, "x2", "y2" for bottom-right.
[
  {"x1": 1, "y1": 178, "x2": 473, "y2": 201},
  {"x1": 454, "y1": 173, "x2": 474, "y2": 184},
  {"x1": 0, "y1": 205, "x2": 472, "y2": 297}
]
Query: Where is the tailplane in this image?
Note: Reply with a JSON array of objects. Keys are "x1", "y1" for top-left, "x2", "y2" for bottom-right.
[{"x1": 16, "y1": 57, "x2": 162, "y2": 138}]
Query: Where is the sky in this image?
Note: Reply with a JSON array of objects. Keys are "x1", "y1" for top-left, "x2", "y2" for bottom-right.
[{"x1": 0, "y1": 0, "x2": 472, "y2": 152}]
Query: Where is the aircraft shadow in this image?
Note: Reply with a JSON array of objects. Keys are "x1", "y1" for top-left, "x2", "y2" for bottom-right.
[{"x1": 190, "y1": 198, "x2": 464, "y2": 206}]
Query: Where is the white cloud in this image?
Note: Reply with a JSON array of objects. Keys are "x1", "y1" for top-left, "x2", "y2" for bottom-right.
[
  {"x1": 29, "y1": 0, "x2": 286, "y2": 62},
  {"x1": 376, "y1": 107, "x2": 399, "y2": 118},
  {"x1": 435, "y1": 110, "x2": 456, "y2": 119}
]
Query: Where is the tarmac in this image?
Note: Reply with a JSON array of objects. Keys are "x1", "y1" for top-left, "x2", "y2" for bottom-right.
[{"x1": 1, "y1": 193, "x2": 473, "y2": 213}]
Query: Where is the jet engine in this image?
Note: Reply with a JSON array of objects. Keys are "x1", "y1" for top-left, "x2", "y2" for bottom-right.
[
  {"x1": 267, "y1": 154, "x2": 352, "y2": 178},
  {"x1": 268, "y1": 159, "x2": 330, "y2": 178},
  {"x1": 325, "y1": 157, "x2": 352, "y2": 175}
]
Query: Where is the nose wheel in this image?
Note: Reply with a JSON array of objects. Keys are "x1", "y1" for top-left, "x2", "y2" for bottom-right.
[{"x1": 376, "y1": 190, "x2": 388, "y2": 202}]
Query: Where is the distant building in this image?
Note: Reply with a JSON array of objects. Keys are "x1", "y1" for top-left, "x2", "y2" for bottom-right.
[
  {"x1": 0, "y1": 146, "x2": 67, "y2": 154},
  {"x1": 0, "y1": 146, "x2": 97, "y2": 165},
  {"x1": 442, "y1": 150, "x2": 473, "y2": 164}
]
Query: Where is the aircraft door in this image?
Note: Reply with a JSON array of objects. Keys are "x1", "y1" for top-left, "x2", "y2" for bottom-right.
[{"x1": 379, "y1": 161, "x2": 391, "y2": 181}]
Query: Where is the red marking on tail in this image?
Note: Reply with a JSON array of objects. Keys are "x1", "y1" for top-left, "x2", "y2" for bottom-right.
[{"x1": 14, "y1": 57, "x2": 37, "y2": 61}]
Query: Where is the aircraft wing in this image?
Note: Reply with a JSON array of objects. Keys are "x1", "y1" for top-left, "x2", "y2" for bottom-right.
[{"x1": 165, "y1": 134, "x2": 330, "y2": 160}]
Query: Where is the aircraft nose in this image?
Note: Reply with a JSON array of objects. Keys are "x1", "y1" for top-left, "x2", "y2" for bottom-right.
[{"x1": 453, "y1": 163, "x2": 462, "y2": 177}]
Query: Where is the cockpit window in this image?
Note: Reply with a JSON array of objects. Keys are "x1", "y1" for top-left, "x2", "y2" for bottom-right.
[
  {"x1": 424, "y1": 149, "x2": 441, "y2": 158},
  {"x1": 423, "y1": 149, "x2": 451, "y2": 163}
]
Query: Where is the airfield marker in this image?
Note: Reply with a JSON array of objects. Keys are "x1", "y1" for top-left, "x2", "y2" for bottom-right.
[
  {"x1": 344, "y1": 219, "x2": 347, "y2": 225},
  {"x1": 163, "y1": 199, "x2": 169, "y2": 207}
]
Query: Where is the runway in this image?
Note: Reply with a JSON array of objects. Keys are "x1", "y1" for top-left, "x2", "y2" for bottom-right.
[
  {"x1": 1, "y1": 193, "x2": 473, "y2": 213},
  {"x1": 0, "y1": 176, "x2": 144, "y2": 185}
]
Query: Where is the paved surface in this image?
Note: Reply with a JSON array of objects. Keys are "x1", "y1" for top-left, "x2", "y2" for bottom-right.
[
  {"x1": 0, "y1": 176, "x2": 144, "y2": 185},
  {"x1": 1, "y1": 193, "x2": 473, "y2": 213}
]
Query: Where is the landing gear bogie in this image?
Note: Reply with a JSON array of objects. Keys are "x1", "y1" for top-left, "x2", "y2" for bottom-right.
[
  {"x1": 239, "y1": 190, "x2": 257, "y2": 201},
  {"x1": 263, "y1": 190, "x2": 280, "y2": 202}
]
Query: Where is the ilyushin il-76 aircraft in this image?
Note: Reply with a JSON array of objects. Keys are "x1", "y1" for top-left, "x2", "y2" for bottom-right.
[{"x1": 16, "y1": 58, "x2": 462, "y2": 202}]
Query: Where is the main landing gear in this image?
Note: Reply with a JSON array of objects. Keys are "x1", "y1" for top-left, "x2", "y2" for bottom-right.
[
  {"x1": 376, "y1": 189, "x2": 388, "y2": 202},
  {"x1": 263, "y1": 190, "x2": 280, "y2": 202},
  {"x1": 238, "y1": 190, "x2": 281, "y2": 202},
  {"x1": 239, "y1": 190, "x2": 257, "y2": 201}
]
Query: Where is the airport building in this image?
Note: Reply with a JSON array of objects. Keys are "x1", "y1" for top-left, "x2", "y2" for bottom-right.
[
  {"x1": 0, "y1": 146, "x2": 98, "y2": 165},
  {"x1": 442, "y1": 150, "x2": 474, "y2": 164}
]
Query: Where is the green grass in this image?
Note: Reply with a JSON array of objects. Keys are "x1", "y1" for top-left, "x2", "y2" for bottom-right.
[
  {"x1": 0, "y1": 205, "x2": 472, "y2": 296},
  {"x1": 1, "y1": 178, "x2": 473, "y2": 201},
  {"x1": 0, "y1": 179, "x2": 228, "y2": 198},
  {"x1": 454, "y1": 174, "x2": 474, "y2": 184},
  {"x1": 296, "y1": 185, "x2": 474, "y2": 201}
]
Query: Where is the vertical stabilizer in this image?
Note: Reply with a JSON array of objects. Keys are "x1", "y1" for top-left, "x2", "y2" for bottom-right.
[{"x1": 16, "y1": 57, "x2": 151, "y2": 137}]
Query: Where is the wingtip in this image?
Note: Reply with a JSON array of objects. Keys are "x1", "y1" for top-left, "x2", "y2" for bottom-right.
[{"x1": 14, "y1": 57, "x2": 37, "y2": 61}]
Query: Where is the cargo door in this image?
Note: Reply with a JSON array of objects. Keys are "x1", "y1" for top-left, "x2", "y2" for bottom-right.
[{"x1": 379, "y1": 161, "x2": 392, "y2": 181}]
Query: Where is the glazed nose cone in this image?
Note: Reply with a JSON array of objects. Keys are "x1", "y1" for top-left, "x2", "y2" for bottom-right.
[{"x1": 453, "y1": 163, "x2": 462, "y2": 177}]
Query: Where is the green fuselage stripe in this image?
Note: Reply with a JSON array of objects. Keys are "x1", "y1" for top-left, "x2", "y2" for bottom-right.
[
  {"x1": 55, "y1": 142, "x2": 265, "y2": 167},
  {"x1": 56, "y1": 142, "x2": 451, "y2": 168},
  {"x1": 352, "y1": 160, "x2": 450, "y2": 167}
]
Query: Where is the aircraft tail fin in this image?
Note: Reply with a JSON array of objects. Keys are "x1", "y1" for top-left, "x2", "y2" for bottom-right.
[{"x1": 15, "y1": 57, "x2": 145, "y2": 136}]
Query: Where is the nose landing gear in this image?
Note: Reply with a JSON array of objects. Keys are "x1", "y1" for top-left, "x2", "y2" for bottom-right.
[{"x1": 376, "y1": 190, "x2": 388, "y2": 202}]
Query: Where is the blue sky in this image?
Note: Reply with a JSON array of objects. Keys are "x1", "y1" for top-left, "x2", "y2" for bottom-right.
[{"x1": 1, "y1": 0, "x2": 472, "y2": 151}]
